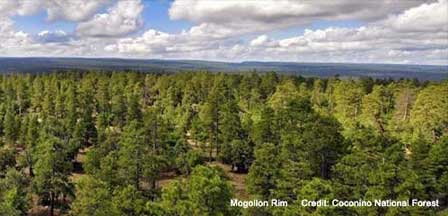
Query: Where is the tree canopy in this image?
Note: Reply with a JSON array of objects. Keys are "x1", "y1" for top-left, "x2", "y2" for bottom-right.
[{"x1": 0, "y1": 71, "x2": 445, "y2": 215}]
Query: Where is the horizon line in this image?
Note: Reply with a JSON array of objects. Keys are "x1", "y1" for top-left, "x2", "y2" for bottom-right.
[{"x1": 1, "y1": 56, "x2": 447, "y2": 67}]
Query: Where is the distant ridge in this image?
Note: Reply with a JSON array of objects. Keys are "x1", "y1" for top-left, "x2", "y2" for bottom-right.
[{"x1": 0, "y1": 57, "x2": 447, "y2": 80}]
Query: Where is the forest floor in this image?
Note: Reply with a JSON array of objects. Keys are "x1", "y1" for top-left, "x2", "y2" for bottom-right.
[
  {"x1": 207, "y1": 161, "x2": 249, "y2": 199},
  {"x1": 28, "y1": 137, "x2": 249, "y2": 215},
  {"x1": 155, "y1": 161, "x2": 249, "y2": 199},
  {"x1": 186, "y1": 138, "x2": 249, "y2": 199},
  {"x1": 28, "y1": 147, "x2": 88, "y2": 216}
]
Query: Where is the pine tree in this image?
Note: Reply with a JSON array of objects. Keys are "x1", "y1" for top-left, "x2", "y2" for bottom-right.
[
  {"x1": 118, "y1": 120, "x2": 164, "y2": 196},
  {"x1": 252, "y1": 105, "x2": 277, "y2": 145},
  {"x1": 33, "y1": 119, "x2": 73, "y2": 216},
  {"x1": 361, "y1": 85, "x2": 394, "y2": 135},
  {"x1": 0, "y1": 169, "x2": 29, "y2": 216},
  {"x1": 411, "y1": 83, "x2": 448, "y2": 142},
  {"x1": 0, "y1": 147, "x2": 16, "y2": 174},
  {"x1": 333, "y1": 80, "x2": 365, "y2": 132},
  {"x1": 218, "y1": 92, "x2": 242, "y2": 163},
  {"x1": 160, "y1": 165, "x2": 237, "y2": 216},
  {"x1": 111, "y1": 185, "x2": 147, "y2": 216},
  {"x1": 24, "y1": 115, "x2": 39, "y2": 177},
  {"x1": 247, "y1": 143, "x2": 280, "y2": 199},
  {"x1": 3, "y1": 108, "x2": 18, "y2": 145},
  {"x1": 174, "y1": 139, "x2": 204, "y2": 175},
  {"x1": 70, "y1": 175, "x2": 114, "y2": 216},
  {"x1": 428, "y1": 136, "x2": 448, "y2": 206}
]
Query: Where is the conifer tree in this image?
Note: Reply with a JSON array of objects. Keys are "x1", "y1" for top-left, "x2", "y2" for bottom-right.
[
  {"x1": 70, "y1": 176, "x2": 114, "y2": 216},
  {"x1": 33, "y1": 118, "x2": 73, "y2": 216},
  {"x1": 0, "y1": 169, "x2": 29, "y2": 216},
  {"x1": 411, "y1": 83, "x2": 448, "y2": 142},
  {"x1": 247, "y1": 143, "x2": 280, "y2": 199}
]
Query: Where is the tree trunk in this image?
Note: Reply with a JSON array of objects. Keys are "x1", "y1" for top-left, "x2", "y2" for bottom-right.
[
  {"x1": 214, "y1": 114, "x2": 219, "y2": 159},
  {"x1": 403, "y1": 91, "x2": 410, "y2": 121},
  {"x1": 209, "y1": 139, "x2": 213, "y2": 162},
  {"x1": 153, "y1": 117, "x2": 158, "y2": 153},
  {"x1": 49, "y1": 192, "x2": 54, "y2": 216},
  {"x1": 432, "y1": 129, "x2": 438, "y2": 143},
  {"x1": 151, "y1": 179, "x2": 156, "y2": 192},
  {"x1": 374, "y1": 116, "x2": 385, "y2": 135},
  {"x1": 320, "y1": 154, "x2": 327, "y2": 179},
  {"x1": 135, "y1": 167, "x2": 140, "y2": 191},
  {"x1": 27, "y1": 154, "x2": 34, "y2": 177},
  {"x1": 354, "y1": 100, "x2": 360, "y2": 116}
]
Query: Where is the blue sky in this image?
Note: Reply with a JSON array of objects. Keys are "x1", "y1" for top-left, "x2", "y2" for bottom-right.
[
  {"x1": 141, "y1": 0, "x2": 192, "y2": 33},
  {"x1": 12, "y1": 1, "x2": 175, "y2": 34},
  {"x1": 0, "y1": 0, "x2": 446, "y2": 65},
  {"x1": 12, "y1": 1, "x2": 365, "y2": 39},
  {"x1": 13, "y1": 11, "x2": 76, "y2": 34}
]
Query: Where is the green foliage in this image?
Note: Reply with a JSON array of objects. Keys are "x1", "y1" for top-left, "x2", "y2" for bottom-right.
[
  {"x1": 411, "y1": 83, "x2": 448, "y2": 142},
  {"x1": 111, "y1": 185, "x2": 147, "y2": 216},
  {"x1": 174, "y1": 139, "x2": 204, "y2": 175},
  {"x1": 281, "y1": 178, "x2": 336, "y2": 216},
  {"x1": 361, "y1": 85, "x2": 394, "y2": 134},
  {"x1": 333, "y1": 80, "x2": 365, "y2": 132},
  {"x1": 0, "y1": 72, "x2": 446, "y2": 215},
  {"x1": 428, "y1": 136, "x2": 448, "y2": 205},
  {"x1": 160, "y1": 165, "x2": 238, "y2": 216},
  {"x1": 70, "y1": 176, "x2": 113, "y2": 216},
  {"x1": 247, "y1": 143, "x2": 280, "y2": 199},
  {"x1": 0, "y1": 146, "x2": 16, "y2": 174},
  {"x1": 0, "y1": 169, "x2": 29, "y2": 216},
  {"x1": 229, "y1": 139, "x2": 253, "y2": 172},
  {"x1": 3, "y1": 109, "x2": 19, "y2": 144}
]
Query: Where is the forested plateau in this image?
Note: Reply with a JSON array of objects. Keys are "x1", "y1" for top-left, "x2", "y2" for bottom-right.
[{"x1": 0, "y1": 71, "x2": 447, "y2": 215}]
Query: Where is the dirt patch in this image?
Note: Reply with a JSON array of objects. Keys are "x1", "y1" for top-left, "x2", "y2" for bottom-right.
[
  {"x1": 207, "y1": 162, "x2": 249, "y2": 199},
  {"x1": 157, "y1": 171, "x2": 181, "y2": 188}
]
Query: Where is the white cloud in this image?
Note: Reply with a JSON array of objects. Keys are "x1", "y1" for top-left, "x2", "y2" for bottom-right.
[
  {"x1": 0, "y1": 0, "x2": 40, "y2": 17},
  {"x1": 250, "y1": 35, "x2": 277, "y2": 47},
  {"x1": 0, "y1": 0, "x2": 109, "y2": 21},
  {"x1": 0, "y1": 17, "x2": 114, "y2": 57},
  {"x1": 76, "y1": 0, "x2": 144, "y2": 37},
  {"x1": 36, "y1": 30, "x2": 72, "y2": 43},
  {"x1": 105, "y1": 29, "x2": 173, "y2": 54},
  {"x1": 185, "y1": 23, "x2": 236, "y2": 39},
  {"x1": 169, "y1": 0, "x2": 434, "y2": 37},
  {"x1": 381, "y1": 0, "x2": 448, "y2": 32},
  {"x1": 46, "y1": 0, "x2": 111, "y2": 22},
  {"x1": 170, "y1": 0, "x2": 433, "y2": 22},
  {"x1": 0, "y1": 0, "x2": 446, "y2": 65},
  {"x1": 103, "y1": 0, "x2": 447, "y2": 65},
  {"x1": 0, "y1": 17, "x2": 33, "y2": 55}
]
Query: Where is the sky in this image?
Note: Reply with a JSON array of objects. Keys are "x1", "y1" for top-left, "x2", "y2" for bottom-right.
[{"x1": 0, "y1": 0, "x2": 447, "y2": 65}]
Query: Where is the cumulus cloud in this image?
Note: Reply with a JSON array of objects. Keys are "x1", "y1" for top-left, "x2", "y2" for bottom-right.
[
  {"x1": 169, "y1": 0, "x2": 435, "y2": 36},
  {"x1": 0, "y1": 18, "x2": 32, "y2": 49},
  {"x1": 0, "y1": 0, "x2": 40, "y2": 17},
  {"x1": 102, "y1": 0, "x2": 447, "y2": 65},
  {"x1": 76, "y1": 0, "x2": 144, "y2": 37},
  {"x1": 185, "y1": 23, "x2": 237, "y2": 39},
  {"x1": 250, "y1": 35, "x2": 277, "y2": 47},
  {"x1": 241, "y1": 0, "x2": 448, "y2": 64},
  {"x1": 0, "y1": 17, "x2": 113, "y2": 57},
  {"x1": 262, "y1": 26, "x2": 447, "y2": 64},
  {"x1": 381, "y1": 0, "x2": 448, "y2": 32},
  {"x1": 105, "y1": 29, "x2": 173, "y2": 54},
  {"x1": 46, "y1": 0, "x2": 111, "y2": 22},
  {"x1": 36, "y1": 30, "x2": 72, "y2": 43},
  {"x1": 170, "y1": 0, "x2": 432, "y2": 22},
  {"x1": 0, "y1": 0, "x2": 446, "y2": 65},
  {"x1": 0, "y1": 0, "x2": 109, "y2": 21}
]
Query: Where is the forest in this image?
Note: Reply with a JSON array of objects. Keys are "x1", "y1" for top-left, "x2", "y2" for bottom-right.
[{"x1": 0, "y1": 71, "x2": 446, "y2": 216}]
